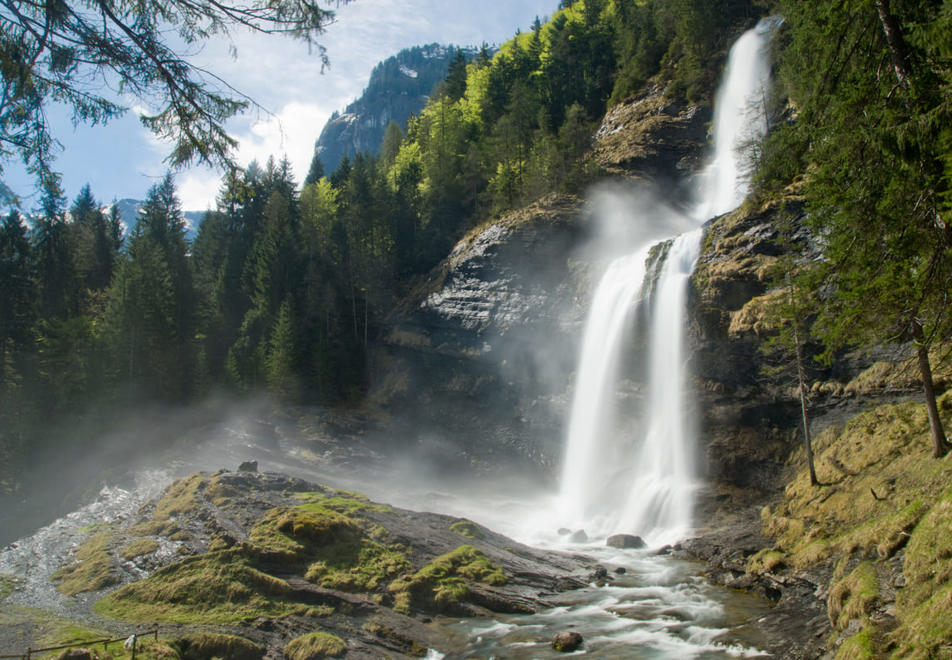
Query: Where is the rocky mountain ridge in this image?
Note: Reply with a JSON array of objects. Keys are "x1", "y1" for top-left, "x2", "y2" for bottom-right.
[{"x1": 313, "y1": 44, "x2": 477, "y2": 175}]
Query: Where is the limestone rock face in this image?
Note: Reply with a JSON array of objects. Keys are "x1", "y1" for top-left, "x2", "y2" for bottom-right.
[
  {"x1": 689, "y1": 200, "x2": 813, "y2": 493},
  {"x1": 592, "y1": 85, "x2": 710, "y2": 185},
  {"x1": 374, "y1": 194, "x2": 590, "y2": 472}
]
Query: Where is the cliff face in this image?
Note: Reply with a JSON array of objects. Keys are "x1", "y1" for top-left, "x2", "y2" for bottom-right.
[
  {"x1": 371, "y1": 85, "x2": 713, "y2": 476},
  {"x1": 314, "y1": 45, "x2": 475, "y2": 174},
  {"x1": 373, "y1": 194, "x2": 588, "y2": 474}
]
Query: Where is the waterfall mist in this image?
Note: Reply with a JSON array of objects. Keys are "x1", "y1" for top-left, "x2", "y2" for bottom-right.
[{"x1": 558, "y1": 18, "x2": 776, "y2": 546}]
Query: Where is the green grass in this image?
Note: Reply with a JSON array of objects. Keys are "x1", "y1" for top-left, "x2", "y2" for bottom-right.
[
  {"x1": 177, "y1": 632, "x2": 264, "y2": 660},
  {"x1": 757, "y1": 392, "x2": 952, "y2": 657},
  {"x1": 95, "y1": 549, "x2": 304, "y2": 624},
  {"x1": 51, "y1": 530, "x2": 120, "y2": 595},
  {"x1": 0, "y1": 573, "x2": 19, "y2": 599},
  {"x1": 827, "y1": 562, "x2": 879, "y2": 631},
  {"x1": 121, "y1": 538, "x2": 159, "y2": 560},
  {"x1": 298, "y1": 490, "x2": 392, "y2": 515}
]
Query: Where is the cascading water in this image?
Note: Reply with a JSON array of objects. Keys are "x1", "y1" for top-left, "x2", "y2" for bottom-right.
[{"x1": 560, "y1": 18, "x2": 777, "y2": 545}]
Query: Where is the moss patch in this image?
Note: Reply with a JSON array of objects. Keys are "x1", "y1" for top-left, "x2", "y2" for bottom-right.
[
  {"x1": 827, "y1": 562, "x2": 878, "y2": 631},
  {"x1": 298, "y1": 489, "x2": 392, "y2": 515},
  {"x1": 284, "y1": 632, "x2": 347, "y2": 660},
  {"x1": 833, "y1": 627, "x2": 875, "y2": 660},
  {"x1": 0, "y1": 573, "x2": 20, "y2": 600},
  {"x1": 177, "y1": 632, "x2": 264, "y2": 660},
  {"x1": 51, "y1": 530, "x2": 120, "y2": 595},
  {"x1": 95, "y1": 548, "x2": 301, "y2": 624},
  {"x1": 152, "y1": 473, "x2": 205, "y2": 522},
  {"x1": 449, "y1": 520, "x2": 485, "y2": 540},
  {"x1": 389, "y1": 544, "x2": 506, "y2": 614},
  {"x1": 746, "y1": 549, "x2": 785, "y2": 575}
]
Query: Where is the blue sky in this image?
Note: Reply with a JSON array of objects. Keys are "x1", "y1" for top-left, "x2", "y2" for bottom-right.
[{"x1": 5, "y1": 0, "x2": 559, "y2": 212}]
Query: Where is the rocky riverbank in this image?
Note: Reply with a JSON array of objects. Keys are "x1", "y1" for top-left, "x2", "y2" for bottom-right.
[{"x1": 0, "y1": 469, "x2": 598, "y2": 659}]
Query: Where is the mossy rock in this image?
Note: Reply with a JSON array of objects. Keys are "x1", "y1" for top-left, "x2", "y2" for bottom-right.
[
  {"x1": 449, "y1": 520, "x2": 485, "y2": 540},
  {"x1": 305, "y1": 540, "x2": 409, "y2": 593},
  {"x1": 96, "y1": 549, "x2": 301, "y2": 624},
  {"x1": 177, "y1": 632, "x2": 264, "y2": 660},
  {"x1": 389, "y1": 544, "x2": 506, "y2": 614},
  {"x1": 283, "y1": 632, "x2": 347, "y2": 659},
  {"x1": 746, "y1": 549, "x2": 785, "y2": 575},
  {"x1": 121, "y1": 538, "x2": 159, "y2": 560},
  {"x1": 52, "y1": 530, "x2": 120, "y2": 595},
  {"x1": 299, "y1": 490, "x2": 392, "y2": 515},
  {"x1": 250, "y1": 506, "x2": 362, "y2": 561},
  {"x1": 153, "y1": 473, "x2": 205, "y2": 522}
]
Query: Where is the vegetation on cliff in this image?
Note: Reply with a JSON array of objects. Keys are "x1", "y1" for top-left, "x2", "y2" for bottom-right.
[
  {"x1": 757, "y1": 0, "x2": 952, "y2": 458},
  {"x1": 754, "y1": 391, "x2": 952, "y2": 657},
  {"x1": 26, "y1": 470, "x2": 586, "y2": 658}
]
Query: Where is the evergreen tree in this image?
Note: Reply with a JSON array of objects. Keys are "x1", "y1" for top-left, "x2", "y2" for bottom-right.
[
  {"x1": 774, "y1": 0, "x2": 952, "y2": 458},
  {"x1": 304, "y1": 150, "x2": 326, "y2": 186},
  {"x1": 0, "y1": 210, "x2": 36, "y2": 371}
]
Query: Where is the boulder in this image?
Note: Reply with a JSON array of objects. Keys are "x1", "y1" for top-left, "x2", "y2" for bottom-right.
[
  {"x1": 552, "y1": 631, "x2": 584, "y2": 652},
  {"x1": 568, "y1": 529, "x2": 588, "y2": 543},
  {"x1": 606, "y1": 534, "x2": 645, "y2": 549},
  {"x1": 238, "y1": 460, "x2": 258, "y2": 472},
  {"x1": 53, "y1": 650, "x2": 96, "y2": 660}
]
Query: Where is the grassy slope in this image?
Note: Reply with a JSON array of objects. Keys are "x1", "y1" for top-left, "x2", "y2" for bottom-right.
[{"x1": 754, "y1": 385, "x2": 952, "y2": 659}]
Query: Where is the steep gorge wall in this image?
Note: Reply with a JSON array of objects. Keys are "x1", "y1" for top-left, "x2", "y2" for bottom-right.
[{"x1": 371, "y1": 85, "x2": 713, "y2": 476}]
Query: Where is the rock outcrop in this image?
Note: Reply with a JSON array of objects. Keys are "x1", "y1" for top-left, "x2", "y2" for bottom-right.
[
  {"x1": 29, "y1": 471, "x2": 594, "y2": 659},
  {"x1": 592, "y1": 85, "x2": 710, "y2": 185},
  {"x1": 373, "y1": 193, "x2": 589, "y2": 473}
]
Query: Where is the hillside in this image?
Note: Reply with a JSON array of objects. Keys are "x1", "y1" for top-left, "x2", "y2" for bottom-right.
[{"x1": 313, "y1": 44, "x2": 478, "y2": 175}]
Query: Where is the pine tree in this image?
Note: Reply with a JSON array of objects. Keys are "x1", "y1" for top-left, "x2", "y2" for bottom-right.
[{"x1": 775, "y1": 0, "x2": 952, "y2": 458}]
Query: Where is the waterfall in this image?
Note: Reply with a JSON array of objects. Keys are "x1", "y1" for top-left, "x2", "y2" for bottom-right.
[{"x1": 559, "y1": 18, "x2": 776, "y2": 545}]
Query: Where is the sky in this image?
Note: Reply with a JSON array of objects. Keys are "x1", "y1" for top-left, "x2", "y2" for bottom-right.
[{"x1": 5, "y1": 0, "x2": 559, "y2": 213}]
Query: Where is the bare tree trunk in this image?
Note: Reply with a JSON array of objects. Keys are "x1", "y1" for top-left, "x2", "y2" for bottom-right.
[
  {"x1": 786, "y1": 272, "x2": 819, "y2": 484},
  {"x1": 874, "y1": 0, "x2": 911, "y2": 87},
  {"x1": 912, "y1": 320, "x2": 950, "y2": 458},
  {"x1": 793, "y1": 319, "x2": 819, "y2": 484}
]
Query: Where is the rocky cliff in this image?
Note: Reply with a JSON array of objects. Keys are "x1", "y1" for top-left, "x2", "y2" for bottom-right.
[
  {"x1": 369, "y1": 84, "x2": 715, "y2": 476},
  {"x1": 314, "y1": 44, "x2": 475, "y2": 174}
]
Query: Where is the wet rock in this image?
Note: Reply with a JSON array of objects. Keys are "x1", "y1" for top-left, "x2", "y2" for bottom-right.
[
  {"x1": 614, "y1": 567, "x2": 627, "y2": 574},
  {"x1": 568, "y1": 529, "x2": 588, "y2": 543},
  {"x1": 238, "y1": 460, "x2": 258, "y2": 472},
  {"x1": 588, "y1": 566, "x2": 609, "y2": 582},
  {"x1": 374, "y1": 194, "x2": 588, "y2": 473},
  {"x1": 606, "y1": 534, "x2": 645, "y2": 549},
  {"x1": 552, "y1": 631, "x2": 584, "y2": 652},
  {"x1": 655, "y1": 545, "x2": 673, "y2": 556}
]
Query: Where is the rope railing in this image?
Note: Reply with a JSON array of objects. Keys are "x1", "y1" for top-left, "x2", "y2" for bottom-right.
[{"x1": 0, "y1": 629, "x2": 158, "y2": 660}]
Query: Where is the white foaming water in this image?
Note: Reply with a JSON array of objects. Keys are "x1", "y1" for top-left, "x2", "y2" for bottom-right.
[{"x1": 559, "y1": 18, "x2": 776, "y2": 546}]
